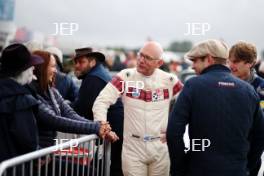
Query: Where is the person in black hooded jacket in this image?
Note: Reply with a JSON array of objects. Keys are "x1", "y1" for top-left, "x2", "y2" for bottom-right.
[{"x1": 0, "y1": 43, "x2": 43, "y2": 163}]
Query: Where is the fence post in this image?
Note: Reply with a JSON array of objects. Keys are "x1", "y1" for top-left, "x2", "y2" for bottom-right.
[{"x1": 104, "y1": 140, "x2": 111, "y2": 176}]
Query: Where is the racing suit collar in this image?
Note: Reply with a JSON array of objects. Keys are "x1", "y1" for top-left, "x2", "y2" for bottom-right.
[{"x1": 136, "y1": 68, "x2": 158, "y2": 78}]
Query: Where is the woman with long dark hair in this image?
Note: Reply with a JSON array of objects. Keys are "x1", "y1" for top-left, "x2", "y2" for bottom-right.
[
  {"x1": 27, "y1": 50, "x2": 115, "y2": 175},
  {"x1": 29, "y1": 50, "x2": 112, "y2": 147}
]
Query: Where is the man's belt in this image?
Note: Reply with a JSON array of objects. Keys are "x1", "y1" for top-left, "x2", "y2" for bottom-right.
[{"x1": 131, "y1": 134, "x2": 160, "y2": 142}]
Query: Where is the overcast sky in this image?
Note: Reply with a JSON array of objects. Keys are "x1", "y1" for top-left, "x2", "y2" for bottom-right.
[{"x1": 14, "y1": 0, "x2": 264, "y2": 53}]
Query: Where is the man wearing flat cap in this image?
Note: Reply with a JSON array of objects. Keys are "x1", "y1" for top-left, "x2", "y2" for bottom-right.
[
  {"x1": 72, "y1": 47, "x2": 124, "y2": 176},
  {"x1": 167, "y1": 39, "x2": 264, "y2": 176}
]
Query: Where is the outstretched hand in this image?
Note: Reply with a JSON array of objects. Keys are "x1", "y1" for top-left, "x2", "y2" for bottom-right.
[
  {"x1": 106, "y1": 131, "x2": 119, "y2": 142},
  {"x1": 98, "y1": 121, "x2": 111, "y2": 138}
]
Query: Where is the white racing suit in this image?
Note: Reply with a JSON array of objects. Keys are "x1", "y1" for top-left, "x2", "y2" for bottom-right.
[{"x1": 93, "y1": 68, "x2": 183, "y2": 176}]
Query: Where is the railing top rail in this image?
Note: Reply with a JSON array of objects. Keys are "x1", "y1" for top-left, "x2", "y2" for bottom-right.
[{"x1": 0, "y1": 134, "x2": 99, "y2": 175}]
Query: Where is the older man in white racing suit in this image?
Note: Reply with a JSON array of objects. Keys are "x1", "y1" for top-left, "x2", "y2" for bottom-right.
[{"x1": 93, "y1": 41, "x2": 183, "y2": 176}]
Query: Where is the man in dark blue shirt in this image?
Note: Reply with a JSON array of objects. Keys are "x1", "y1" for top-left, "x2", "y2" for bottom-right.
[
  {"x1": 229, "y1": 41, "x2": 264, "y2": 109},
  {"x1": 167, "y1": 39, "x2": 264, "y2": 176},
  {"x1": 229, "y1": 41, "x2": 264, "y2": 175}
]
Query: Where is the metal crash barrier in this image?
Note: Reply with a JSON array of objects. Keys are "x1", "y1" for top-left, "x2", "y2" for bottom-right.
[{"x1": 0, "y1": 134, "x2": 111, "y2": 176}]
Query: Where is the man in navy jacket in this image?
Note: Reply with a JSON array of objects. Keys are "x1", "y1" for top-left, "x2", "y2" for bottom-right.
[
  {"x1": 167, "y1": 39, "x2": 264, "y2": 176},
  {"x1": 73, "y1": 47, "x2": 124, "y2": 176}
]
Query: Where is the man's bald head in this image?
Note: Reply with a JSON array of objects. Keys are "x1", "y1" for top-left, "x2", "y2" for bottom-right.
[
  {"x1": 140, "y1": 41, "x2": 164, "y2": 60},
  {"x1": 137, "y1": 41, "x2": 164, "y2": 76}
]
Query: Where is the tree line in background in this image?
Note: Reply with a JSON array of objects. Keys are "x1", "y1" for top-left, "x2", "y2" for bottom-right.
[{"x1": 107, "y1": 40, "x2": 193, "y2": 53}]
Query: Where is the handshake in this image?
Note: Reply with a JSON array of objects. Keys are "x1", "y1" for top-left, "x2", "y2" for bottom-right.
[{"x1": 98, "y1": 121, "x2": 119, "y2": 142}]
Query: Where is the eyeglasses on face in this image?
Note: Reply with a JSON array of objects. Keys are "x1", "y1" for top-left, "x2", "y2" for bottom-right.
[{"x1": 137, "y1": 52, "x2": 159, "y2": 62}]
